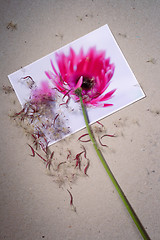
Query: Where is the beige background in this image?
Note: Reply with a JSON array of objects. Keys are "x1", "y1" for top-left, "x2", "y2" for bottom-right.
[{"x1": 0, "y1": 0, "x2": 160, "y2": 239}]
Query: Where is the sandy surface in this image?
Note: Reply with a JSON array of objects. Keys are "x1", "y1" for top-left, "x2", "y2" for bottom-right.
[{"x1": 0, "y1": 1, "x2": 160, "y2": 240}]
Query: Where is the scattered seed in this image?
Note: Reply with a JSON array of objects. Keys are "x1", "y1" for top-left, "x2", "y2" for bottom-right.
[
  {"x1": 62, "y1": 89, "x2": 71, "y2": 100},
  {"x1": 84, "y1": 160, "x2": 90, "y2": 175},
  {"x1": 35, "y1": 152, "x2": 47, "y2": 163},
  {"x1": 78, "y1": 133, "x2": 91, "y2": 142},
  {"x1": 31, "y1": 134, "x2": 39, "y2": 150},
  {"x1": 46, "y1": 160, "x2": 52, "y2": 170},
  {"x1": 60, "y1": 95, "x2": 70, "y2": 106},
  {"x1": 20, "y1": 76, "x2": 35, "y2": 89},
  {"x1": 101, "y1": 134, "x2": 116, "y2": 138},
  {"x1": 146, "y1": 58, "x2": 156, "y2": 64},
  {"x1": 98, "y1": 136, "x2": 108, "y2": 148},
  {"x1": 57, "y1": 161, "x2": 66, "y2": 170},
  {"x1": 67, "y1": 189, "x2": 73, "y2": 205},
  {"x1": 81, "y1": 145, "x2": 87, "y2": 158},
  {"x1": 50, "y1": 151, "x2": 54, "y2": 160},
  {"x1": 27, "y1": 144, "x2": 35, "y2": 157},
  {"x1": 67, "y1": 150, "x2": 71, "y2": 159},
  {"x1": 7, "y1": 21, "x2": 17, "y2": 30},
  {"x1": 12, "y1": 108, "x2": 25, "y2": 117},
  {"x1": 74, "y1": 149, "x2": 86, "y2": 170},
  {"x1": 53, "y1": 114, "x2": 59, "y2": 125},
  {"x1": 96, "y1": 121, "x2": 104, "y2": 128},
  {"x1": 52, "y1": 87, "x2": 65, "y2": 93},
  {"x1": 2, "y1": 85, "x2": 14, "y2": 94}
]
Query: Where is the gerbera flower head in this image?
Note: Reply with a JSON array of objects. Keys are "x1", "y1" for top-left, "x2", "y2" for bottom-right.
[{"x1": 45, "y1": 47, "x2": 116, "y2": 107}]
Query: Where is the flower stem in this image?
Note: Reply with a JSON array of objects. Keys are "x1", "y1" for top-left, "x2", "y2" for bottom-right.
[{"x1": 78, "y1": 95, "x2": 151, "y2": 240}]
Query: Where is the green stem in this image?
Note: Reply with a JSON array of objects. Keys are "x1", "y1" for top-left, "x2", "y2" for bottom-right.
[{"x1": 79, "y1": 95, "x2": 151, "y2": 240}]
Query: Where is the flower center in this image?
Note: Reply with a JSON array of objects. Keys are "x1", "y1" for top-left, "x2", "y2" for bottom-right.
[{"x1": 80, "y1": 77, "x2": 94, "y2": 90}]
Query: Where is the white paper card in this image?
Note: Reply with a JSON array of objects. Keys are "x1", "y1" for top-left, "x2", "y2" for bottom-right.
[{"x1": 8, "y1": 24, "x2": 145, "y2": 145}]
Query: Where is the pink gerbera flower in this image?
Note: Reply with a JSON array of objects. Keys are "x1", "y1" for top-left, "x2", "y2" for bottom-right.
[{"x1": 45, "y1": 47, "x2": 116, "y2": 107}]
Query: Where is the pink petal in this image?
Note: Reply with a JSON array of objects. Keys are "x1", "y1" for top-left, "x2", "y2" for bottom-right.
[
  {"x1": 90, "y1": 89, "x2": 116, "y2": 105},
  {"x1": 99, "y1": 89, "x2": 116, "y2": 102},
  {"x1": 103, "y1": 103, "x2": 113, "y2": 107},
  {"x1": 45, "y1": 71, "x2": 52, "y2": 79},
  {"x1": 75, "y1": 76, "x2": 83, "y2": 89},
  {"x1": 51, "y1": 59, "x2": 58, "y2": 75}
]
